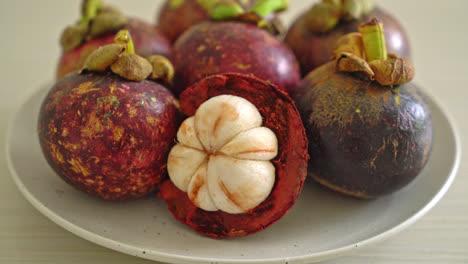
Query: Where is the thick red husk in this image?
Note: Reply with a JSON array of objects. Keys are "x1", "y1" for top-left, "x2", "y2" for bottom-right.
[
  {"x1": 38, "y1": 72, "x2": 181, "y2": 200},
  {"x1": 285, "y1": 7, "x2": 411, "y2": 76},
  {"x1": 172, "y1": 22, "x2": 300, "y2": 95},
  {"x1": 294, "y1": 62, "x2": 433, "y2": 198},
  {"x1": 158, "y1": 73, "x2": 309, "y2": 238},
  {"x1": 57, "y1": 19, "x2": 172, "y2": 79}
]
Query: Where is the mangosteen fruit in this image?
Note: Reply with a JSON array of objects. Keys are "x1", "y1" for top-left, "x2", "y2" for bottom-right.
[
  {"x1": 157, "y1": 0, "x2": 283, "y2": 43},
  {"x1": 293, "y1": 19, "x2": 433, "y2": 198},
  {"x1": 39, "y1": 30, "x2": 181, "y2": 200},
  {"x1": 159, "y1": 73, "x2": 309, "y2": 238},
  {"x1": 285, "y1": 0, "x2": 410, "y2": 76},
  {"x1": 171, "y1": 0, "x2": 299, "y2": 95},
  {"x1": 57, "y1": 0, "x2": 171, "y2": 79}
]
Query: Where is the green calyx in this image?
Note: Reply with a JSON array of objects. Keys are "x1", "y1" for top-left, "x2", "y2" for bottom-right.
[
  {"x1": 60, "y1": 0, "x2": 128, "y2": 51},
  {"x1": 211, "y1": 2, "x2": 245, "y2": 20},
  {"x1": 305, "y1": 2, "x2": 341, "y2": 33},
  {"x1": 114, "y1": 29, "x2": 135, "y2": 55},
  {"x1": 307, "y1": 0, "x2": 374, "y2": 33},
  {"x1": 80, "y1": 0, "x2": 102, "y2": 26},
  {"x1": 333, "y1": 19, "x2": 415, "y2": 86},
  {"x1": 82, "y1": 30, "x2": 151, "y2": 81},
  {"x1": 250, "y1": 0, "x2": 288, "y2": 19},
  {"x1": 199, "y1": 0, "x2": 287, "y2": 34},
  {"x1": 147, "y1": 55, "x2": 175, "y2": 85},
  {"x1": 82, "y1": 30, "x2": 175, "y2": 83},
  {"x1": 89, "y1": 12, "x2": 128, "y2": 38},
  {"x1": 60, "y1": 24, "x2": 88, "y2": 52},
  {"x1": 197, "y1": 0, "x2": 245, "y2": 20},
  {"x1": 342, "y1": 0, "x2": 374, "y2": 20},
  {"x1": 198, "y1": 0, "x2": 287, "y2": 20}
]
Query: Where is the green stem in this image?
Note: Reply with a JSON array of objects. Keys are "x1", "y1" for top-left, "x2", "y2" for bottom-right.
[
  {"x1": 250, "y1": 0, "x2": 288, "y2": 18},
  {"x1": 358, "y1": 18, "x2": 387, "y2": 61},
  {"x1": 114, "y1": 30, "x2": 135, "y2": 54},
  {"x1": 80, "y1": 0, "x2": 102, "y2": 26},
  {"x1": 211, "y1": 3, "x2": 245, "y2": 20},
  {"x1": 198, "y1": 0, "x2": 244, "y2": 20}
]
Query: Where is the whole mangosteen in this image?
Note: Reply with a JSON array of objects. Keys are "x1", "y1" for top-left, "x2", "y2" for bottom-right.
[
  {"x1": 293, "y1": 19, "x2": 433, "y2": 198},
  {"x1": 157, "y1": 0, "x2": 282, "y2": 43},
  {"x1": 159, "y1": 73, "x2": 309, "y2": 238},
  {"x1": 39, "y1": 30, "x2": 181, "y2": 200},
  {"x1": 285, "y1": 0, "x2": 410, "y2": 76},
  {"x1": 57, "y1": 0, "x2": 171, "y2": 79},
  {"x1": 171, "y1": 0, "x2": 299, "y2": 95}
]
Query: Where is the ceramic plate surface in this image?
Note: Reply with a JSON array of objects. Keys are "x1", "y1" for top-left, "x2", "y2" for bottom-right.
[{"x1": 6, "y1": 85, "x2": 460, "y2": 264}]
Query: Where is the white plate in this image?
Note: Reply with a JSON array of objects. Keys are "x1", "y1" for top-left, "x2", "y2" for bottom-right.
[{"x1": 6, "y1": 84, "x2": 460, "y2": 264}]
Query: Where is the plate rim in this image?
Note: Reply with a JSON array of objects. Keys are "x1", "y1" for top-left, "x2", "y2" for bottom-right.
[{"x1": 5, "y1": 84, "x2": 462, "y2": 264}]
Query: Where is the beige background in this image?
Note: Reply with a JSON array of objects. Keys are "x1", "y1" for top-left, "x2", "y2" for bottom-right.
[{"x1": 1, "y1": 0, "x2": 467, "y2": 263}]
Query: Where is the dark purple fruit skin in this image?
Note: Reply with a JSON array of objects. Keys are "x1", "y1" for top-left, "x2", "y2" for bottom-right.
[
  {"x1": 285, "y1": 7, "x2": 411, "y2": 76},
  {"x1": 294, "y1": 62, "x2": 433, "y2": 198},
  {"x1": 158, "y1": 0, "x2": 210, "y2": 43},
  {"x1": 38, "y1": 72, "x2": 181, "y2": 200},
  {"x1": 172, "y1": 22, "x2": 300, "y2": 95}
]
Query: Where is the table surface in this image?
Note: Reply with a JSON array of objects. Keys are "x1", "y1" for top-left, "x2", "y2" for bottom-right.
[{"x1": 1, "y1": 0, "x2": 467, "y2": 263}]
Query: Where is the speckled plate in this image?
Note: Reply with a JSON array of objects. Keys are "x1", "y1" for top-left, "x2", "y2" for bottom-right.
[{"x1": 6, "y1": 84, "x2": 460, "y2": 264}]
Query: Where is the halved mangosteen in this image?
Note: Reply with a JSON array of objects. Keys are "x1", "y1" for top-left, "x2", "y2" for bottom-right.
[{"x1": 159, "y1": 73, "x2": 309, "y2": 238}]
